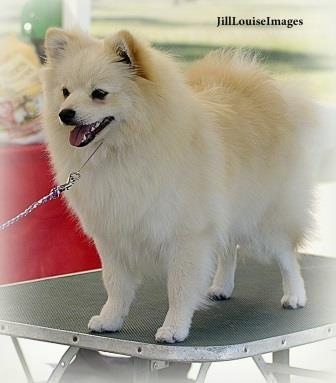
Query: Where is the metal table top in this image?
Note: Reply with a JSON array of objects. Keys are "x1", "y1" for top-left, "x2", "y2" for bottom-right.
[{"x1": 0, "y1": 255, "x2": 335, "y2": 362}]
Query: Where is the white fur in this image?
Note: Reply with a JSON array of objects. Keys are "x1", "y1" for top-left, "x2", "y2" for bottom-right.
[{"x1": 42, "y1": 29, "x2": 317, "y2": 343}]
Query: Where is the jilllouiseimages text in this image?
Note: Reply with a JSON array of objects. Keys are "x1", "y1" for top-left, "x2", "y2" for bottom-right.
[{"x1": 217, "y1": 16, "x2": 303, "y2": 28}]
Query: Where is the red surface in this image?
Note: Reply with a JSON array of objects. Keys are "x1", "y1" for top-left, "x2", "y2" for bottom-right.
[{"x1": 0, "y1": 144, "x2": 101, "y2": 284}]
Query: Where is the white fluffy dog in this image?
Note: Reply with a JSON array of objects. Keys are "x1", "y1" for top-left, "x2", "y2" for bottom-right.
[{"x1": 42, "y1": 28, "x2": 316, "y2": 343}]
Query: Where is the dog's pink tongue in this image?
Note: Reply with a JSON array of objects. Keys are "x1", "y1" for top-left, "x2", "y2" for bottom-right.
[{"x1": 70, "y1": 126, "x2": 87, "y2": 147}]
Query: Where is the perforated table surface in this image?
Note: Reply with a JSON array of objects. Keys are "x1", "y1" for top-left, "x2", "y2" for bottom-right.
[{"x1": 0, "y1": 255, "x2": 335, "y2": 362}]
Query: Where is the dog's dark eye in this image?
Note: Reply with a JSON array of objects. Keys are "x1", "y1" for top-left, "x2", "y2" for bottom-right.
[
  {"x1": 62, "y1": 87, "x2": 70, "y2": 98},
  {"x1": 91, "y1": 89, "x2": 108, "y2": 100}
]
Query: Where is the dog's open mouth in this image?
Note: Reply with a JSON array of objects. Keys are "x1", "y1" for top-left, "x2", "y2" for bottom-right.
[{"x1": 69, "y1": 116, "x2": 115, "y2": 147}]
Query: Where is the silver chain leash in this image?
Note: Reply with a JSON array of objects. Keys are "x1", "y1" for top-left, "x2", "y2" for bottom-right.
[{"x1": 0, "y1": 141, "x2": 103, "y2": 232}]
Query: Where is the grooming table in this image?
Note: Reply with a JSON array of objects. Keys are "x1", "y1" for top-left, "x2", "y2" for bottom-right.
[{"x1": 0, "y1": 255, "x2": 335, "y2": 383}]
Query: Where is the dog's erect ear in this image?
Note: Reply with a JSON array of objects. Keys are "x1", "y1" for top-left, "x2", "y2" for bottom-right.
[
  {"x1": 44, "y1": 28, "x2": 76, "y2": 61},
  {"x1": 45, "y1": 28, "x2": 88, "y2": 61},
  {"x1": 104, "y1": 31, "x2": 149, "y2": 79},
  {"x1": 45, "y1": 28, "x2": 72, "y2": 60}
]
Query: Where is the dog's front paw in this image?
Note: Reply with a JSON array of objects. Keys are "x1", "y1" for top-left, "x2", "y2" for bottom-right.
[
  {"x1": 88, "y1": 315, "x2": 123, "y2": 333},
  {"x1": 155, "y1": 325, "x2": 189, "y2": 344},
  {"x1": 281, "y1": 292, "x2": 307, "y2": 309}
]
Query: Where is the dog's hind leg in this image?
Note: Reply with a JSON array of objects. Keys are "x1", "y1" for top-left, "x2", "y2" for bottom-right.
[
  {"x1": 208, "y1": 243, "x2": 237, "y2": 300},
  {"x1": 274, "y1": 246, "x2": 307, "y2": 309}
]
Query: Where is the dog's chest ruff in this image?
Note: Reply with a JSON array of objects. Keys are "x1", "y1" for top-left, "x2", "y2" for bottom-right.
[{"x1": 65, "y1": 157, "x2": 177, "y2": 247}]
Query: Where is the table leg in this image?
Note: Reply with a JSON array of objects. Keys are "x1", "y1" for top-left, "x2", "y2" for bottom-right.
[
  {"x1": 11, "y1": 337, "x2": 34, "y2": 383},
  {"x1": 195, "y1": 363, "x2": 211, "y2": 383},
  {"x1": 47, "y1": 346, "x2": 80, "y2": 383},
  {"x1": 253, "y1": 355, "x2": 278, "y2": 383},
  {"x1": 273, "y1": 349, "x2": 290, "y2": 383},
  {"x1": 132, "y1": 358, "x2": 158, "y2": 383}
]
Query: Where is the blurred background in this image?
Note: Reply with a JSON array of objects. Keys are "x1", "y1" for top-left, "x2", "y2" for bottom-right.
[
  {"x1": 1, "y1": 0, "x2": 336, "y2": 100},
  {"x1": 0, "y1": 0, "x2": 335, "y2": 382}
]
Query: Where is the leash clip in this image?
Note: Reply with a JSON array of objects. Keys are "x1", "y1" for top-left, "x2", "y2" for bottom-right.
[{"x1": 58, "y1": 172, "x2": 81, "y2": 193}]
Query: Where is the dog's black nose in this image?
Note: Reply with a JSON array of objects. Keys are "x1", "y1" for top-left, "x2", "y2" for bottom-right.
[{"x1": 59, "y1": 109, "x2": 76, "y2": 125}]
